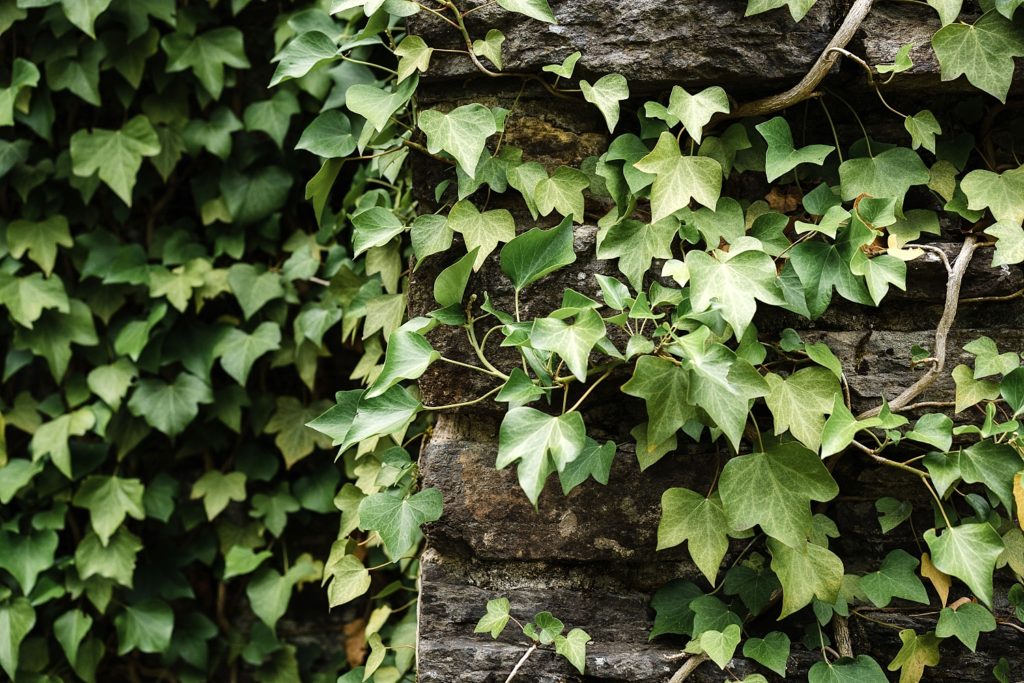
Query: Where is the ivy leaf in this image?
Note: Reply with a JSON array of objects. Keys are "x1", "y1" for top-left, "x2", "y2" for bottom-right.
[
  {"x1": 876, "y1": 497, "x2": 914, "y2": 534},
  {"x1": 433, "y1": 247, "x2": 479, "y2": 307},
  {"x1": 0, "y1": 59, "x2": 39, "y2": 127},
  {"x1": 500, "y1": 217, "x2": 577, "y2": 291},
  {"x1": 265, "y1": 398, "x2": 331, "y2": 468},
  {"x1": 530, "y1": 308, "x2": 606, "y2": 382},
  {"x1": 685, "y1": 249, "x2": 786, "y2": 337},
  {"x1": 115, "y1": 600, "x2": 173, "y2": 655},
  {"x1": 558, "y1": 437, "x2": 615, "y2": 494},
  {"x1": 959, "y1": 440, "x2": 1021, "y2": 513},
  {"x1": 904, "y1": 413, "x2": 953, "y2": 452},
  {"x1": 14, "y1": 299, "x2": 98, "y2": 380},
  {"x1": 418, "y1": 103, "x2": 497, "y2": 177},
  {"x1": 904, "y1": 111, "x2": 942, "y2": 153},
  {"x1": 30, "y1": 408, "x2": 96, "y2": 478},
  {"x1": 216, "y1": 322, "x2": 282, "y2": 385},
  {"x1": 838, "y1": 147, "x2": 929, "y2": 202},
  {"x1": 720, "y1": 442, "x2": 839, "y2": 548},
  {"x1": 70, "y1": 115, "x2": 161, "y2": 206},
  {"x1": 0, "y1": 529, "x2": 58, "y2": 594},
  {"x1": 964, "y1": 335, "x2": 1020, "y2": 378},
  {"x1": 496, "y1": 407, "x2": 586, "y2": 507},
  {"x1": 474, "y1": 597, "x2": 511, "y2": 638},
  {"x1": 227, "y1": 264, "x2": 285, "y2": 319},
  {"x1": 269, "y1": 31, "x2": 337, "y2": 87},
  {"x1": 543, "y1": 51, "x2": 581, "y2": 79},
  {"x1": 366, "y1": 330, "x2": 439, "y2": 398},
  {"x1": 961, "y1": 166, "x2": 1024, "y2": 225},
  {"x1": 53, "y1": 609, "x2": 92, "y2": 669},
  {"x1": 128, "y1": 373, "x2": 213, "y2": 437},
  {"x1": 352, "y1": 207, "x2": 404, "y2": 258},
  {"x1": 243, "y1": 90, "x2": 299, "y2": 149},
  {"x1": 808, "y1": 655, "x2": 889, "y2": 683},
  {"x1": 650, "y1": 580, "x2": 702, "y2": 638},
  {"x1": 634, "y1": 132, "x2": 722, "y2": 222},
  {"x1": 338, "y1": 387, "x2": 421, "y2": 454},
  {"x1": 658, "y1": 488, "x2": 729, "y2": 584},
  {"x1": 358, "y1": 488, "x2": 443, "y2": 561},
  {"x1": 447, "y1": 200, "x2": 515, "y2": 270},
  {"x1": 742, "y1": 632, "x2": 790, "y2": 677},
  {"x1": 821, "y1": 396, "x2": 882, "y2": 457},
  {"x1": 223, "y1": 546, "x2": 273, "y2": 580},
  {"x1": 927, "y1": 0, "x2": 962, "y2": 25},
  {"x1": 535, "y1": 166, "x2": 589, "y2": 222},
  {"x1": 191, "y1": 471, "x2": 246, "y2": 521},
  {"x1": 932, "y1": 11, "x2": 1024, "y2": 102},
  {"x1": 346, "y1": 77, "x2": 417, "y2": 133},
  {"x1": 325, "y1": 554, "x2": 371, "y2": 608},
  {"x1": 580, "y1": 73, "x2": 629, "y2": 133},
  {"x1": 596, "y1": 218, "x2": 677, "y2": 291},
  {"x1": 986, "y1": 222, "x2": 1024, "y2": 267},
  {"x1": 6, "y1": 215, "x2": 72, "y2": 276},
  {"x1": 952, "y1": 364, "x2": 1000, "y2": 412},
  {"x1": 411, "y1": 214, "x2": 453, "y2": 262},
  {"x1": 75, "y1": 527, "x2": 143, "y2": 587},
  {"x1": 765, "y1": 367, "x2": 840, "y2": 452},
  {"x1": 935, "y1": 603, "x2": 996, "y2": 651},
  {"x1": 677, "y1": 328, "x2": 769, "y2": 451},
  {"x1": 395, "y1": 35, "x2": 433, "y2": 82},
  {"x1": 61, "y1": 0, "x2": 112, "y2": 38},
  {"x1": 700, "y1": 624, "x2": 741, "y2": 669},
  {"x1": 887, "y1": 629, "x2": 941, "y2": 683},
  {"x1": 924, "y1": 523, "x2": 1004, "y2": 607},
  {"x1": 87, "y1": 359, "x2": 137, "y2": 410},
  {"x1": 162, "y1": 28, "x2": 250, "y2": 99},
  {"x1": 745, "y1": 0, "x2": 818, "y2": 22},
  {"x1": 496, "y1": 0, "x2": 555, "y2": 22},
  {"x1": 860, "y1": 549, "x2": 929, "y2": 607},
  {"x1": 472, "y1": 29, "x2": 505, "y2": 70},
  {"x1": 0, "y1": 598, "x2": 35, "y2": 680},
  {"x1": 72, "y1": 476, "x2": 146, "y2": 546},
  {"x1": 247, "y1": 555, "x2": 322, "y2": 629},
  {"x1": 184, "y1": 106, "x2": 242, "y2": 160},
  {"x1": 1003, "y1": 367, "x2": 1024, "y2": 415},
  {"x1": 666, "y1": 86, "x2": 729, "y2": 144},
  {"x1": 554, "y1": 628, "x2": 590, "y2": 674},
  {"x1": 756, "y1": 116, "x2": 834, "y2": 183},
  {"x1": 622, "y1": 355, "x2": 695, "y2": 446},
  {"x1": 0, "y1": 272, "x2": 69, "y2": 328},
  {"x1": 768, "y1": 538, "x2": 844, "y2": 617}
]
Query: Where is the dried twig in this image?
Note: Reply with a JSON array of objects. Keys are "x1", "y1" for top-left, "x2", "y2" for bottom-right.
[
  {"x1": 859, "y1": 235, "x2": 978, "y2": 417},
  {"x1": 504, "y1": 644, "x2": 537, "y2": 683},
  {"x1": 833, "y1": 616, "x2": 854, "y2": 658},
  {"x1": 667, "y1": 653, "x2": 710, "y2": 683},
  {"x1": 729, "y1": 0, "x2": 875, "y2": 118}
]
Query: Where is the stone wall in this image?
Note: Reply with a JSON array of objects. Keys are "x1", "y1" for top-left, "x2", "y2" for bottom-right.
[{"x1": 407, "y1": 3, "x2": 1024, "y2": 680}]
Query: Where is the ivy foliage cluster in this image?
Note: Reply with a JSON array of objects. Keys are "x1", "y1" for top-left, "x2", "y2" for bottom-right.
[
  {"x1": 274, "y1": 0, "x2": 1024, "y2": 679},
  {"x1": 0, "y1": 1, "x2": 436, "y2": 681}
]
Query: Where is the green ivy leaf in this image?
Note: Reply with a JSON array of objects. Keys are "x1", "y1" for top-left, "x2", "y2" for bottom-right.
[
  {"x1": 0, "y1": 598, "x2": 35, "y2": 680},
  {"x1": 658, "y1": 488, "x2": 729, "y2": 584},
  {"x1": 223, "y1": 546, "x2": 273, "y2": 580},
  {"x1": 433, "y1": 247, "x2": 479, "y2": 308},
  {"x1": 338, "y1": 387, "x2": 421, "y2": 454},
  {"x1": 325, "y1": 553, "x2": 371, "y2": 608},
  {"x1": 860, "y1": 549, "x2": 929, "y2": 607},
  {"x1": 542, "y1": 51, "x2": 581, "y2": 79},
  {"x1": 366, "y1": 330, "x2": 439, "y2": 399},
  {"x1": 496, "y1": 0, "x2": 555, "y2": 22},
  {"x1": 395, "y1": 35, "x2": 433, "y2": 82},
  {"x1": 6, "y1": 215, "x2": 72, "y2": 276},
  {"x1": 472, "y1": 29, "x2": 505, "y2": 70},
  {"x1": 558, "y1": 437, "x2": 615, "y2": 494},
  {"x1": 0, "y1": 272, "x2": 69, "y2": 329},
  {"x1": 72, "y1": 476, "x2": 146, "y2": 546},
  {"x1": 53, "y1": 609, "x2": 92, "y2": 670},
  {"x1": 418, "y1": 103, "x2": 497, "y2": 177},
  {"x1": 962, "y1": 166, "x2": 1024, "y2": 225},
  {"x1": 664, "y1": 86, "x2": 729, "y2": 144},
  {"x1": 358, "y1": 488, "x2": 443, "y2": 561},
  {"x1": 764, "y1": 368, "x2": 839, "y2": 452},
  {"x1": 115, "y1": 599, "x2": 173, "y2": 655},
  {"x1": 838, "y1": 147, "x2": 929, "y2": 202},
  {"x1": 60, "y1": 0, "x2": 112, "y2": 38},
  {"x1": 927, "y1": 0, "x2": 962, "y2": 25},
  {"x1": 184, "y1": 106, "x2": 242, "y2": 160},
  {"x1": 986, "y1": 222, "x2": 1024, "y2": 267},
  {"x1": 525, "y1": 611, "x2": 564, "y2": 644},
  {"x1": 905, "y1": 413, "x2": 954, "y2": 452},
  {"x1": 554, "y1": 628, "x2": 590, "y2": 674},
  {"x1": 634, "y1": 132, "x2": 722, "y2": 222},
  {"x1": 447, "y1": 200, "x2": 515, "y2": 271},
  {"x1": 30, "y1": 408, "x2": 95, "y2": 478},
  {"x1": 500, "y1": 217, "x2": 577, "y2": 292},
  {"x1": 622, "y1": 356, "x2": 695, "y2": 446},
  {"x1": 346, "y1": 76, "x2": 417, "y2": 133},
  {"x1": 965, "y1": 336, "x2": 1021, "y2": 378},
  {"x1": 887, "y1": 629, "x2": 941, "y2": 683},
  {"x1": 686, "y1": 248, "x2": 786, "y2": 337},
  {"x1": 820, "y1": 396, "x2": 882, "y2": 457},
  {"x1": 247, "y1": 554, "x2": 322, "y2": 629},
  {"x1": 270, "y1": 31, "x2": 337, "y2": 87},
  {"x1": 952, "y1": 364, "x2": 1000, "y2": 413},
  {"x1": 227, "y1": 264, "x2": 285, "y2": 319},
  {"x1": 720, "y1": 443, "x2": 839, "y2": 548},
  {"x1": 924, "y1": 522, "x2": 1004, "y2": 607},
  {"x1": 496, "y1": 407, "x2": 586, "y2": 506},
  {"x1": 743, "y1": 632, "x2": 790, "y2": 676},
  {"x1": 87, "y1": 359, "x2": 137, "y2": 410},
  {"x1": 244, "y1": 90, "x2": 300, "y2": 149},
  {"x1": 808, "y1": 655, "x2": 888, "y2": 683},
  {"x1": 580, "y1": 73, "x2": 629, "y2": 133},
  {"x1": 70, "y1": 115, "x2": 161, "y2": 206},
  {"x1": 162, "y1": 28, "x2": 250, "y2": 99},
  {"x1": 535, "y1": 166, "x2": 589, "y2": 222},
  {"x1": 128, "y1": 373, "x2": 213, "y2": 437},
  {"x1": 768, "y1": 538, "x2": 844, "y2": 617},
  {"x1": 932, "y1": 11, "x2": 1024, "y2": 102},
  {"x1": 474, "y1": 597, "x2": 511, "y2": 638},
  {"x1": 191, "y1": 470, "x2": 246, "y2": 521},
  {"x1": 935, "y1": 603, "x2": 996, "y2": 651},
  {"x1": 756, "y1": 116, "x2": 834, "y2": 182},
  {"x1": 216, "y1": 322, "x2": 282, "y2": 386},
  {"x1": 959, "y1": 440, "x2": 1021, "y2": 513},
  {"x1": 596, "y1": 217, "x2": 677, "y2": 291},
  {"x1": 0, "y1": 529, "x2": 57, "y2": 594},
  {"x1": 0, "y1": 59, "x2": 39, "y2": 127},
  {"x1": 745, "y1": 0, "x2": 818, "y2": 22},
  {"x1": 530, "y1": 308, "x2": 606, "y2": 382},
  {"x1": 904, "y1": 110, "x2": 942, "y2": 153},
  {"x1": 74, "y1": 527, "x2": 143, "y2": 587},
  {"x1": 700, "y1": 624, "x2": 741, "y2": 669}
]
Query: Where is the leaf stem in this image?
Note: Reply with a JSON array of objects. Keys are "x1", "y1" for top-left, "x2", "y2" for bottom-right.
[
  {"x1": 504, "y1": 644, "x2": 537, "y2": 683},
  {"x1": 440, "y1": 355, "x2": 505, "y2": 378},
  {"x1": 423, "y1": 385, "x2": 502, "y2": 411},
  {"x1": 566, "y1": 369, "x2": 614, "y2": 413}
]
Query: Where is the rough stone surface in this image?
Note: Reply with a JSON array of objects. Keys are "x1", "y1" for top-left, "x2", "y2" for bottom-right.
[{"x1": 409, "y1": 3, "x2": 1024, "y2": 680}]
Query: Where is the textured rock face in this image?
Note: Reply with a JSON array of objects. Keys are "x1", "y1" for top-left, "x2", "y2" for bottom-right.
[{"x1": 409, "y1": 3, "x2": 1024, "y2": 680}]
